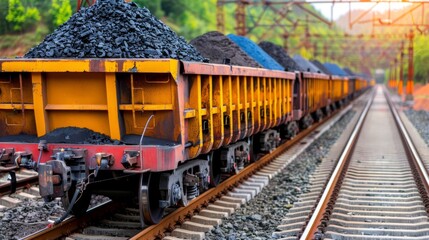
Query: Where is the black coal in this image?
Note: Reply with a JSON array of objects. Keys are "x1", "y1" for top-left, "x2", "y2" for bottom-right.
[
  {"x1": 25, "y1": 0, "x2": 204, "y2": 61},
  {"x1": 311, "y1": 59, "x2": 331, "y2": 75},
  {"x1": 258, "y1": 41, "x2": 302, "y2": 72},
  {"x1": 0, "y1": 127, "x2": 122, "y2": 145}
]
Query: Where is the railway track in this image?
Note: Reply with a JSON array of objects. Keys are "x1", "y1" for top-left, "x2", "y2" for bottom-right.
[
  {"x1": 0, "y1": 169, "x2": 39, "y2": 210},
  {"x1": 127, "y1": 99, "x2": 359, "y2": 240},
  {"x1": 22, "y1": 90, "x2": 365, "y2": 240},
  {"x1": 274, "y1": 85, "x2": 429, "y2": 239}
]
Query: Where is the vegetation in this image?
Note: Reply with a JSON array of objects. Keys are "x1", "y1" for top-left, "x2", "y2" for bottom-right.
[
  {"x1": 5, "y1": 0, "x2": 40, "y2": 31},
  {"x1": 414, "y1": 35, "x2": 429, "y2": 84},
  {"x1": 49, "y1": 0, "x2": 72, "y2": 29},
  {"x1": 134, "y1": 0, "x2": 218, "y2": 38}
]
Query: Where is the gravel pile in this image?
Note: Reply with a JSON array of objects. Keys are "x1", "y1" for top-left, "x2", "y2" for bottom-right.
[
  {"x1": 292, "y1": 55, "x2": 321, "y2": 73},
  {"x1": 0, "y1": 198, "x2": 64, "y2": 239},
  {"x1": 227, "y1": 34, "x2": 283, "y2": 70},
  {"x1": 190, "y1": 31, "x2": 261, "y2": 68},
  {"x1": 25, "y1": 0, "x2": 204, "y2": 61},
  {"x1": 404, "y1": 109, "x2": 429, "y2": 145},
  {"x1": 0, "y1": 194, "x2": 110, "y2": 239},
  {"x1": 258, "y1": 41, "x2": 302, "y2": 71},
  {"x1": 205, "y1": 110, "x2": 356, "y2": 240}
]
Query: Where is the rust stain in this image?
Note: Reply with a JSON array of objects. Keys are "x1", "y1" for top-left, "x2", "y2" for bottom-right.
[
  {"x1": 89, "y1": 59, "x2": 104, "y2": 72},
  {"x1": 117, "y1": 60, "x2": 125, "y2": 72}
]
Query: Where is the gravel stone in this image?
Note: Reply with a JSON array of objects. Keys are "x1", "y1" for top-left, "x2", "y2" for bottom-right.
[
  {"x1": 0, "y1": 198, "x2": 64, "y2": 239},
  {"x1": 0, "y1": 195, "x2": 109, "y2": 239},
  {"x1": 227, "y1": 34, "x2": 283, "y2": 70},
  {"x1": 251, "y1": 214, "x2": 262, "y2": 221},
  {"x1": 404, "y1": 109, "x2": 429, "y2": 145},
  {"x1": 258, "y1": 41, "x2": 302, "y2": 72},
  {"x1": 190, "y1": 31, "x2": 261, "y2": 68},
  {"x1": 25, "y1": 0, "x2": 204, "y2": 61},
  {"x1": 205, "y1": 110, "x2": 356, "y2": 240}
]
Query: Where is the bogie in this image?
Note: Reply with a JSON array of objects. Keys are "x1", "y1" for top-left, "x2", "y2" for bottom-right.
[
  {"x1": 140, "y1": 159, "x2": 209, "y2": 224},
  {"x1": 281, "y1": 121, "x2": 299, "y2": 140}
]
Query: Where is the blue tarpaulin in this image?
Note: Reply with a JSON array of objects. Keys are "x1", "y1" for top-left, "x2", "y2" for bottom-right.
[{"x1": 227, "y1": 34, "x2": 284, "y2": 70}]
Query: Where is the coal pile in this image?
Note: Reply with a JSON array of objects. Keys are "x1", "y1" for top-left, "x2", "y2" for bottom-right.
[
  {"x1": 25, "y1": 0, "x2": 204, "y2": 61},
  {"x1": 190, "y1": 31, "x2": 261, "y2": 68},
  {"x1": 324, "y1": 62, "x2": 348, "y2": 76},
  {"x1": 310, "y1": 59, "x2": 331, "y2": 74},
  {"x1": 292, "y1": 54, "x2": 321, "y2": 73},
  {"x1": 227, "y1": 34, "x2": 284, "y2": 70},
  {"x1": 0, "y1": 127, "x2": 122, "y2": 144},
  {"x1": 0, "y1": 134, "x2": 38, "y2": 143},
  {"x1": 343, "y1": 67, "x2": 355, "y2": 76},
  {"x1": 258, "y1": 41, "x2": 302, "y2": 71},
  {"x1": 39, "y1": 127, "x2": 122, "y2": 145}
]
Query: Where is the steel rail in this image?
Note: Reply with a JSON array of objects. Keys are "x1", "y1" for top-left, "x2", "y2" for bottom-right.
[
  {"x1": 131, "y1": 101, "x2": 356, "y2": 240},
  {"x1": 384, "y1": 87, "x2": 429, "y2": 199},
  {"x1": 23, "y1": 201, "x2": 121, "y2": 240},
  {"x1": 0, "y1": 175, "x2": 38, "y2": 197},
  {"x1": 300, "y1": 88, "x2": 375, "y2": 240}
]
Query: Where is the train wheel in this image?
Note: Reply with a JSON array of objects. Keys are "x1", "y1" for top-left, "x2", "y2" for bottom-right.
[
  {"x1": 312, "y1": 109, "x2": 324, "y2": 122},
  {"x1": 323, "y1": 105, "x2": 331, "y2": 117},
  {"x1": 139, "y1": 172, "x2": 164, "y2": 226},
  {"x1": 282, "y1": 121, "x2": 299, "y2": 139},
  {"x1": 61, "y1": 183, "x2": 91, "y2": 217}
]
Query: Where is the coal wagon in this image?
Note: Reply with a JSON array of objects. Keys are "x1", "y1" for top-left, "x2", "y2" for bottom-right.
[{"x1": 0, "y1": 59, "x2": 300, "y2": 224}]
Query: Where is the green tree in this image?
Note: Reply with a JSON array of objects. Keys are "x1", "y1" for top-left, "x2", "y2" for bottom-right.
[
  {"x1": 0, "y1": 0, "x2": 10, "y2": 34},
  {"x1": 133, "y1": 0, "x2": 164, "y2": 18},
  {"x1": 159, "y1": 0, "x2": 216, "y2": 39},
  {"x1": 414, "y1": 35, "x2": 429, "y2": 84},
  {"x1": 26, "y1": 7, "x2": 41, "y2": 23},
  {"x1": 49, "y1": 0, "x2": 72, "y2": 28},
  {"x1": 6, "y1": 0, "x2": 26, "y2": 31},
  {"x1": 6, "y1": 0, "x2": 40, "y2": 32}
]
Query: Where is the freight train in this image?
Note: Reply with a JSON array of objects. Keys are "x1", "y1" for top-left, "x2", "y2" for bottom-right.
[{"x1": 0, "y1": 58, "x2": 369, "y2": 226}]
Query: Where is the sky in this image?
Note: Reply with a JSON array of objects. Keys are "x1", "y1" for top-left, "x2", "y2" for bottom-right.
[{"x1": 311, "y1": 2, "x2": 412, "y2": 21}]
